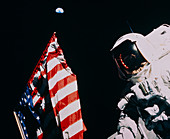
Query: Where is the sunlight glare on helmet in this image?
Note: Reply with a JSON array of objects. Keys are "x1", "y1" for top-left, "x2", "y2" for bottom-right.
[{"x1": 132, "y1": 44, "x2": 138, "y2": 51}]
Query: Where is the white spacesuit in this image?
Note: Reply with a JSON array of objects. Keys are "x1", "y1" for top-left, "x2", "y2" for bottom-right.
[{"x1": 109, "y1": 24, "x2": 170, "y2": 139}]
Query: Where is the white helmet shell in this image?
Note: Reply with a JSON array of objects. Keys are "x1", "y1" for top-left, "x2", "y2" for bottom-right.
[{"x1": 111, "y1": 33, "x2": 155, "y2": 63}]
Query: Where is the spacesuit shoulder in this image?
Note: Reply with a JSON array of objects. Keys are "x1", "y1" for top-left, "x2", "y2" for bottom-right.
[
  {"x1": 145, "y1": 24, "x2": 170, "y2": 60},
  {"x1": 146, "y1": 24, "x2": 170, "y2": 47}
]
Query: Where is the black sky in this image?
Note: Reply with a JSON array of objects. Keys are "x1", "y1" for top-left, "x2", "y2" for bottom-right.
[{"x1": 1, "y1": 0, "x2": 170, "y2": 138}]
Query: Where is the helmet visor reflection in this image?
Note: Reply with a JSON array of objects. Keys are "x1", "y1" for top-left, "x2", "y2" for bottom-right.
[{"x1": 112, "y1": 40, "x2": 147, "y2": 74}]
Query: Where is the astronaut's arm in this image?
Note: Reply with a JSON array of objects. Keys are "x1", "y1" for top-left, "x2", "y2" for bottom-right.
[
  {"x1": 108, "y1": 94, "x2": 139, "y2": 139},
  {"x1": 108, "y1": 111, "x2": 138, "y2": 139},
  {"x1": 118, "y1": 112, "x2": 138, "y2": 139}
]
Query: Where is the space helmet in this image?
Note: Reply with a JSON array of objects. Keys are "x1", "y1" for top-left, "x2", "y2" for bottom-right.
[{"x1": 110, "y1": 33, "x2": 155, "y2": 79}]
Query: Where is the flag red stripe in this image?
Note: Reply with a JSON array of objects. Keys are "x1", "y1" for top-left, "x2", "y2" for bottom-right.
[
  {"x1": 47, "y1": 49, "x2": 68, "y2": 69},
  {"x1": 83, "y1": 122, "x2": 87, "y2": 132},
  {"x1": 60, "y1": 109, "x2": 82, "y2": 131},
  {"x1": 37, "y1": 133, "x2": 43, "y2": 139},
  {"x1": 34, "y1": 96, "x2": 44, "y2": 106},
  {"x1": 47, "y1": 52, "x2": 58, "y2": 62},
  {"x1": 29, "y1": 70, "x2": 45, "y2": 97},
  {"x1": 48, "y1": 63, "x2": 64, "y2": 80},
  {"x1": 56, "y1": 47, "x2": 69, "y2": 69},
  {"x1": 47, "y1": 46, "x2": 64, "y2": 63},
  {"x1": 32, "y1": 88, "x2": 38, "y2": 97},
  {"x1": 55, "y1": 90, "x2": 79, "y2": 112},
  {"x1": 41, "y1": 68, "x2": 46, "y2": 77},
  {"x1": 49, "y1": 75, "x2": 77, "y2": 97}
]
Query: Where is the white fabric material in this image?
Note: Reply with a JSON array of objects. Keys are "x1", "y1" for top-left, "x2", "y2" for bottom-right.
[
  {"x1": 118, "y1": 93, "x2": 134, "y2": 110},
  {"x1": 145, "y1": 104, "x2": 159, "y2": 116},
  {"x1": 118, "y1": 113, "x2": 138, "y2": 137},
  {"x1": 152, "y1": 112, "x2": 168, "y2": 122},
  {"x1": 146, "y1": 24, "x2": 170, "y2": 61},
  {"x1": 120, "y1": 127, "x2": 134, "y2": 139}
]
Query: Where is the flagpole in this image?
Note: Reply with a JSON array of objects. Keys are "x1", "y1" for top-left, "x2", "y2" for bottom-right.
[{"x1": 13, "y1": 111, "x2": 26, "y2": 139}]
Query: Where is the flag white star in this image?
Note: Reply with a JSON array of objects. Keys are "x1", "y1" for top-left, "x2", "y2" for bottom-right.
[{"x1": 36, "y1": 116, "x2": 40, "y2": 120}]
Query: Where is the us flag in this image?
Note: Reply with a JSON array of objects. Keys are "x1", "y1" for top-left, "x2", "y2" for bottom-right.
[{"x1": 14, "y1": 32, "x2": 86, "y2": 139}]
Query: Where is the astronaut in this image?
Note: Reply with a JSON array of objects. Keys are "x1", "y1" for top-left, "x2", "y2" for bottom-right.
[{"x1": 109, "y1": 24, "x2": 170, "y2": 139}]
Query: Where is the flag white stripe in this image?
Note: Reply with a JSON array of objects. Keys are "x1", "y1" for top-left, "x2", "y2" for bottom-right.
[
  {"x1": 40, "y1": 66, "x2": 47, "y2": 78},
  {"x1": 58, "y1": 81, "x2": 77, "y2": 101},
  {"x1": 30, "y1": 83, "x2": 40, "y2": 106},
  {"x1": 48, "y1": 40, "x2": 59, "y2": 53},
  {"x1": 63, "y1": 119, "x2": 83, "y2": 138},
  {"x1": 48, "y1": 69, "x2": 70, "y2": 90},
  {"x1": 36, "y1": 127, "x2": 43, "y2": 136},
  {"x1": 34, "y1": 70, "x2": 41, "y2": 78},
  {"x1": 51, "y1": 95, "x2": 58, "y2": 109},
  {"x1": 30, "y1": 83, "x2": 35, "y2": 90},
  {"x1": 50, "y1": 81, "x2": 78, "y2": 108},
  {"x1": 47, "y1": 58, "x2": 60, "y2": 72},
  {"x1": 59, "y1": 99, "x2": 81, "y2": 122},
  {"x1": 41, "y1": 98, "x2": 45, "y2": 110},
  {"x1": 55, "y1": 115, "x2": 60, "y2": 126},
  {"x1": 30, "y1": 82, "x2": 46, "y2": 107},
  {"x1": 48, "y1": 46, "x2": 55, "y2": 53},
  {"x1": 33, "y1": 94, "x2": 40, "y2": 106}
]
